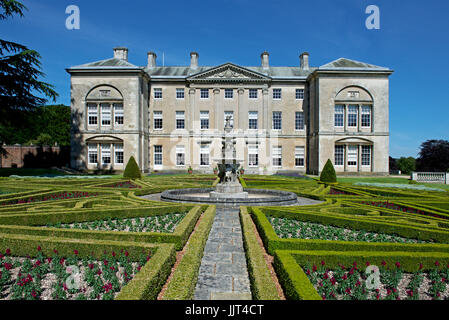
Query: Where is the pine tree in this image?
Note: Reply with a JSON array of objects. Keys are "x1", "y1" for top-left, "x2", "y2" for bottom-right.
[{"x1": 0, "y1": 0, "x2": 58, "y2": 154}]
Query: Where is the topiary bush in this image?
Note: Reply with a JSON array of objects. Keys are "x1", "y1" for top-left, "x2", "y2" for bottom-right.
[
  {"x1": 123, "y1": 156, "x2": 142, "y2": 179},
  {"x1": 320, "y1": 159, "x2": 337, "y2": 183}
]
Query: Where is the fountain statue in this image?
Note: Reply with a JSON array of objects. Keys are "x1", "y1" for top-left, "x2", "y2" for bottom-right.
[
  {"x1": 159, "y1": 116, "x2": 299, "y2": 206},
  {"x1": 209, "y1": 116, "x2": 248, "y2": 199}
]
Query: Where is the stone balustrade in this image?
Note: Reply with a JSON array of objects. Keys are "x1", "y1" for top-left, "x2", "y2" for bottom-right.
[{"x1": 411, "y1": 172, "x2": 449, "y2": 184}]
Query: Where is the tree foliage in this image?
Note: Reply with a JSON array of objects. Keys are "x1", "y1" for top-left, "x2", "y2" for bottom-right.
[
  {"x1": 320, "y1": 159, "x2": 337, "y2": 183},
  {"x1": 416, "y1": 140, "x2": 449, "y2": 172},
  {"x1": 123, "y1": 156, "x2": 142, "y2": 179},
  {"x1": 396, "y1": 157, "x2": 416, "y2": 175},
  {"x1": 0, "y1": 105, "x2": 70, "y2": 146},
  {"x1": 0, "y1": 0, "x2": 58, "y2": 153}
]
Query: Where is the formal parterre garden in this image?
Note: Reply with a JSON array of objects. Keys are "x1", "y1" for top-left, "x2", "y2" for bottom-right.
[
  {"x1": 1, "y1": 172, "x2": 449, "y2": 301},
  {"x1": 240, "y1": 174, "x2": 449, "y2": 300}
]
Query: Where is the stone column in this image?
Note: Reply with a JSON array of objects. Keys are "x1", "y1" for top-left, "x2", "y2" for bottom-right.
[
  {"x1": 357, "y1": 104, "x2": 361, "y2": 132},
  {"x1": 344, "y1": 104, "x2": 347, "y2": 132},
  {"x1": 262, "y1": 88, "x2": 269, "y2": 131},
  {"x1": 214, "y1": 88, "x2": 221, "y2": 132},
  {"x1": 357, "y1": 144, "x2": 361, "y2": 172},
  {"x1": 344, "y1": 144, "x2": 348, "y2": 172},
  {"x1": 189, "y1": 88, "x2": 196, "y2": 132},
  {"x1": 237, "y1": 88, "x2": 245, "y2": 131}
]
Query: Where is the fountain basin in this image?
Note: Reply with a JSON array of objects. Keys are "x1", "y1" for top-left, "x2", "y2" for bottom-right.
[{"x1": 160, "y1": 188, "x2": 298, "y2": 207}]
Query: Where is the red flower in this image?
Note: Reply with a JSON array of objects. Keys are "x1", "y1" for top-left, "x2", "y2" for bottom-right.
[
  {"x1": 88, "y1": 263, "x2": 94, "y2": 270},
  {"x1": 53, "y1": 249, "x2": 58, "y2": 254},
  {"x1": 312, "y1": 264, "x2": 317, "y2": 272},
  {"x1": 74, "y1": 250, "x2": 78, "y2": 255},
  {"x1": 32, "y1": 290, "x2": 37, "y2": 298},
  {"x1": 112, "y1": 252, "x2": 116, "y2": 257},
  {"x1": 5, "y1": 249, "x2": 10, "y2": 255},
  {"x1": 125, "y1": 251, "x2": 129, "y2": 257},
  {"x1": 395, "y1": 262, "x2": 401, "y2": 268},
  {"x1": 59, "y1": 258, "x2": 65, "y2": 265},
  {"x1": 435, "y1": 261, "x2": 440, "y2": 267},
  {"x1": 419, "y1": 263, "x2": 423, "y2": 270},
  {"x1": 345, "y1": 288, "x2": 351, "y2": 294},
  {"x1": 47, "y1": 258, "x2": 52, "y2": 264},
  {"x1": 366, "y1": 261, "x2": 370, "y2": 266},
  {"x1": 381, "y1": 260, "x2": 386, "y2": 266},
  {"x1": 321, "y1": 260, "x2": 325, "y2": 266},
  {"x1": 37, "y1": 246, "x2": 41, "y2": 252}
]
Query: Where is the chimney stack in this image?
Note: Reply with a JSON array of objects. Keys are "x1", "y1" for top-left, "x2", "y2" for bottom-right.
[
  {"x1": 190, "y1": 52, "x2": 199, "y2": 69},
  {"x1": 147, "y1": 52, "x2": 157, "y2": 68},
  {"x1": 261, "y1": 51, "x2": 269, "y2": 70},
  {"x1": 113, "y1": 47, "x2": 128, "y2": 61},
  {"x1": 300, "y1": 52, "x2": 309, "y2": 70}
]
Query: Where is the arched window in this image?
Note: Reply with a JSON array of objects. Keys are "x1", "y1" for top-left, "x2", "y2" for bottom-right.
[
  {"x1": 85, "y1": 85, "x2": 124, "y2": 130},
  {"x1": 334, "y1": 86, "x2": 373, "y2": 130}
]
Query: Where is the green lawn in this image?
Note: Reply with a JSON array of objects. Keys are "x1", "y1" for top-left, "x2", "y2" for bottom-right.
[{"x1": 336, "y1": 176, "x2": 410, "y2": 184}]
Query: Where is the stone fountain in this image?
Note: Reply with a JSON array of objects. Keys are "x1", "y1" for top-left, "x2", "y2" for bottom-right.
[
  {"x1": 209, "y1": 116, "x2": 248, "y2": 199},
  {"x1": 159, "y1": 117, "x2": 300, "y2": 207}
]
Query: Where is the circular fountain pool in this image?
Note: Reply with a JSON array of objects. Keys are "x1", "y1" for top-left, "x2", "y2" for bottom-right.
[{"x1": 160, "y1": 187, "x2": 299, "y2": 207}]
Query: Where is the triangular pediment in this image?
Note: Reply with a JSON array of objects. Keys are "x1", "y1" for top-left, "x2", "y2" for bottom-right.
[{"x1": 187, "y1": 63, "x2": 271, "y2": 83}]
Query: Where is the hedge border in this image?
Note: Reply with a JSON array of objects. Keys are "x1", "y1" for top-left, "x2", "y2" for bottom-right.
[
  {"x1": 162, "y1": 205, "x2": 216, "y2": 300},
  {"x1": 0, "y1": 205, "x2": 204, "y2": 251},
  {"x1": 272, "y1": 250, "x2": 322, "y2": 300},
  {"x1": 249, "y1": 207, "x2": 449, "y2": 255},
  {"x1": 240, "y1": 206, "x2": 281, "y2": 300}
]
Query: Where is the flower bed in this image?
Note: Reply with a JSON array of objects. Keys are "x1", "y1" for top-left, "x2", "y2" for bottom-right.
[
  {"x1": 100, "y1": 181, "x2": 142, "y2": 189},
  {"x1": 268, "y1": 217, "x2": 428, "y2": 244},
  {"x1": 47, "y1": 213, "x2": 186, "y2": 233},
  {"x1": 0, "y1": 192, "x2": 98, "y2": 206},
  {"x1": 0, "y1": 247, "x2": 150, "y2": 300},
  {"x1": 304, "y1": 260, "x2": 449, "y2": 300},
  {"x1": 361, "y1": 201, "x2": 448, "y2": 220},
  {"x1": 329, "y1": 188, "x2": 357, "y2": 196}
]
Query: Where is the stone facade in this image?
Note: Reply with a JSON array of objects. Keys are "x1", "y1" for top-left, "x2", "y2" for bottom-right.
[{"x1": 67, "y1": 48, "x2": 393, "y2": 175}]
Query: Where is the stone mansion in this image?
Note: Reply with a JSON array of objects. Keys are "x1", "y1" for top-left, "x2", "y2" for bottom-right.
[{"x1": 67, "y1": 47, "x2": 393, "y2": 175}]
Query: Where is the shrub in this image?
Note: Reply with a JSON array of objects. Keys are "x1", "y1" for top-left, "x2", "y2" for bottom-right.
[
  {"x1": 320, "y1": 159, "x2": 337, "y2": 183},
  {"x1": 123, "y1": 156, "x2": 142, "y2": 179}
]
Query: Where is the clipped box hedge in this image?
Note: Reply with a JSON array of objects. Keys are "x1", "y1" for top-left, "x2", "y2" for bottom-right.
[
  {"x1": 0, "y1": 205, "x2": 204, "y2": 251},
  {"x1": 162, "y1": 205, "x2": 216, "y2": 300},
  {"x1": 240, "y1": 206, "x2": 281, "y2": 300}
]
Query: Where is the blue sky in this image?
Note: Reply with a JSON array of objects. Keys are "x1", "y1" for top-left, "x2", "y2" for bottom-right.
[{"x1": 1, "y1": 0, "x2": 448, "y2": 158}]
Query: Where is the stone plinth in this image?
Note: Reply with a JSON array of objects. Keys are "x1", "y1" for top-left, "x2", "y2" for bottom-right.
[{"x1": 210, "y1": 182, "x2": 248, "y2": 199}]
